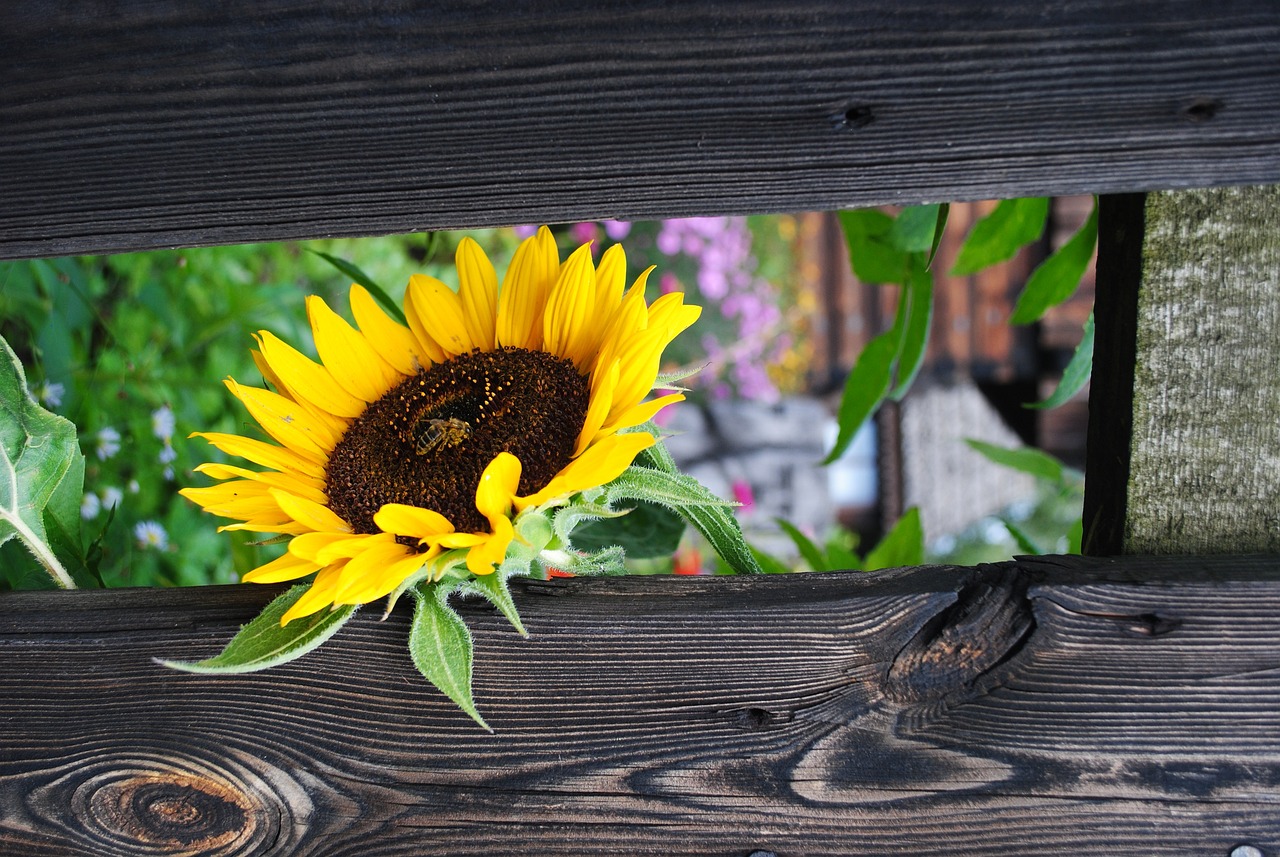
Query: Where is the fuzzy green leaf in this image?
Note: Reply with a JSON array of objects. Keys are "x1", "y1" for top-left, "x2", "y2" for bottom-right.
[
  {"x1": 607, "y1": 465, "x2": 760, "y2": 575},
  {"x1": 1028, "y1": 312, "x2": 1094, "y2": 410},
  {"x1": 409, "y1": 584, "x2": 490, "y2": 731},
  {"x1": 950, "y1": 198, "x2": 1050, "y2": 276},
  {"x1": 159, "y1": 584, "x2": 356, "y2": 674},
  {"x1": 1010, "y1": 201, "x2": 1098, "y2": 325},
  {"x1": 839, "y1": 209, "x2": 908, "y2": 284},
  {"x1": 965, "y1": 439, "x2": 1065, "y2": 484},
  {"x1": 572, "y1": 499, "x2": 686, "y2": 559},
  {"x1": 308, "y1": 250, "x2": 406, "y2": 325},
  {"x1": 0, "y1": 334, "x2": 86, "y2": 588},
  {"x1": 863, "y1": 507, "x2": 925, "y2": 570}
]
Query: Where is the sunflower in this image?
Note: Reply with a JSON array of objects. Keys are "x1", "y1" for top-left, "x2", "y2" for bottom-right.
[{"x1": 182, "y1": 228, "x2": 699, "y2": 625}]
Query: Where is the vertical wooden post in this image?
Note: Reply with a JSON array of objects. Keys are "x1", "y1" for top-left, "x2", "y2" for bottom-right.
[{"x1": 1086, "y1": 187, "x2": 1280, "y2": 554}]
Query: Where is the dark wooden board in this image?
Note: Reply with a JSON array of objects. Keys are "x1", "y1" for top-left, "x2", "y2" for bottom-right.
[
  {"x1": 3, "y1": 1, "x2": 1280, "y2": 258},
  {"x1": 3, "y1": 555, "x2": 1279, "y2": 855}
]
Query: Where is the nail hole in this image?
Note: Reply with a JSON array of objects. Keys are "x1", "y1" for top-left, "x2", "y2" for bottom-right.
[
  {"x1": 1181, "y1": 96, "x2": 1223, "y2": 123},
  {"x1": 831, "y1": 103, "x2": 875, "y2": 130}
]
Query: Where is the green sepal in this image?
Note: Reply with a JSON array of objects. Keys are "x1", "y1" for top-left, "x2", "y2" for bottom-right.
[
  {"x1": 654, "y1": 362, "x2": 708, "y2": 390},
  {"x1": 550, "y1": 495, "x2": 629, "y2": 546},
  {"x1": 409, "y1": 582, "x2": 490, "y2": 731},
  {"x1": 543, "y1": 544, "x2": 628, "y2": 577},
  {"x1": 158, "y1": 584, "x2": 357, "y2": 674},
  {"x1": 460, "y1": 570, "x2": 528, "y2": 638}
]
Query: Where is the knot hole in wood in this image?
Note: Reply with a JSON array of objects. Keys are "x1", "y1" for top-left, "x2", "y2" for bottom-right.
[{"x1": 884, "y1": 568, "x2": 1035, "y2": 705}]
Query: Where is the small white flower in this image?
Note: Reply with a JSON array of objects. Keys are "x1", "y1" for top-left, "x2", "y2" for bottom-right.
[
  {"x1": 100, "y1": 486, "x2": 124, "y2": 511},
  {"x1": 127, "y1": 479, "x2": 140, "y2": 494},
  {"x1": 35, "y1": 381, "x2": 65, "y2": 408},
  {"x1": 134, "y1": 520, "x2": 169, "y2": 551},
  {"x1": 80, "y1": 492, "x2": 101, "y2": 520},
  {"x1": 163, "y1": 466, "x2": 174, "y2": 481},
  {"x1": 158, "y1": 442, "x2": 177, "y2": 465},
  {"x1": 95, "y1": 427, "x2": 122, "y2": 461},
  {"x1": 151, "y1": 405, "x2": 175, "y2": 441}
]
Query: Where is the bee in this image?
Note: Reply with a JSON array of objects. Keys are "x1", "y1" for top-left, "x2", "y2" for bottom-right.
[{"x1": 412, "y1": 416, "x2": 472, "y2": 456}]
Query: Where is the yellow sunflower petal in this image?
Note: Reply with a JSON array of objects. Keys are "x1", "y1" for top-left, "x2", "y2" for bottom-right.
[
  {"x1": 242, "y1": 550, "x2": 322, "y2": 584},
  {"x1": 591, "y1": 243, "x2": 628, "y2": 335},
  {"x1": 590, "y1": 272, "x2": 653, "y2": 387},
  {"x1": 476, "y1": 452, "x2": 521, "y2": 523},
  {"x1": 496, "y1": 226, "x2": 559, "y2": 350},
  {"x1": 288, "y1": 531, "x2": 367, "y2": 563},
  {"x1": 270, "y1": 488, "x2": 352, "y2": 534},
  {"x1": 307, "y1": 295, "x2": 402, "y2": 403},
  {"x1": 251, "y1": 348, "x2": 289, "y2": 399},
  {"x1": 332, "y1": 538, "x2": 429, "y2": 604},
  {"x1": 280, "y1": 563, "x2": 346, "y2": 625},
  {"x1": 335, "y1": 550, "x2": 434, "y2": 605},
  {"x1": 515, "y1": 431, "x2": 654, "y2": 511},
  {"x1": 402, "y1": 277, "x2": 448, "y2": 364},
  {"x1": 406, "y1": 274, "x2": 474, "y2": 357},
  {"x1": 189, "y1": 432, "x2": 325, "y2": 479},
  {"x1": 225, "y1": 378, "x2": 339, "y2": 461},
  {"x1": 542, "y1": 242, "x2": 598, "y2": 369},
  {"x1": 193, "y1": 462, "x2": 327, "y2": 505},
  {"x1": 255, "y1": 330, "x2": 366, "y2": 419},
  {"x1": 465, "y1": 516, "x2": 512, "y2": 577},
  {"x1": 603, "y1": 326, "x2": 671, "y2": 425},
  {"x1": 456, "y1": 237, "x2": 498, "y2": 352},
  {"x1": 373, "y1": 503, "x2": 456, "y2": 541},
  {"x1": 598, "y1": 392, "x2": 685, "y2": 438},
  {"x1": 349, "y1": 284, "x2": 428, "y2": 376},
  {"x1": 575, "y1": 359, "x2": 620, "y2": 457}
]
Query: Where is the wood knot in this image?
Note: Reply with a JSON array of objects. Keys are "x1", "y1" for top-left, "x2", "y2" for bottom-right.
[
  {"x1": 27, "y1": 740, "x2": 303, "y2": 856},
  {"x1": 885, "y1": 569, "x2": 1035, "y2": 705}
]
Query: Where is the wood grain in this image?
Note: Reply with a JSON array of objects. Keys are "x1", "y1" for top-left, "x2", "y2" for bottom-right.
[
  {"x1": 3, "y1": 555, "x2": 1279, "y2": 855},
  {"x1": 3, "y1": 1, "x2": 1280, "y2": 258}
]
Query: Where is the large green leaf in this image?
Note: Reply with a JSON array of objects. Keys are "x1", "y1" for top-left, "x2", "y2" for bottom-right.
[
  {"x1": 838, "y1": 209, "x2": 908, "y2": 284},
  {"x1": 965, "y1": 439, "x2": 1065, "y2": 484},
  {"x1": 0, "y1": 334, "x2": 85, "y2": 589},
  {"x1": 863, "y1": 507, "x2": 925, "y2": 570},
  {"x1": 822, "y1": 317, "x2": 899, "y2": 464},
  {"x1": 1029, "y1": 312, "x2": 1094, "y2": 410},
  {"x1": 951, "y1": 198, "x2": 1050, "y2": 275},
  {"x1": 159, "y1": 584, "x2": 357, "y2": 674},
  {"x1": 775, "y1": 517, "x2": 830, "y2": 572},
  {"x1": 409, "y1": 584, "x2": 490, "y2": 730},
  {"x1": 889, "y1": 259, "x2": 934, "y2": 400},
  {"x1": 889, "y1": 204, "x2": 944, "y2": 253},
  {"x1": 1010, "y1": 200, "x2": 1098, "y2": 325}
]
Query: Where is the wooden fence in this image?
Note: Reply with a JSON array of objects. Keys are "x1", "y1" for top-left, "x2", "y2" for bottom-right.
[{"x1": 3, "y1": 2, "x2": 1280, "y2": 854}]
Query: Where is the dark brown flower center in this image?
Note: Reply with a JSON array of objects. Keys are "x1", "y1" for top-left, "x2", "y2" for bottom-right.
[{"x1": 325, "y1": 347, "x2": 590, "y2": 535}]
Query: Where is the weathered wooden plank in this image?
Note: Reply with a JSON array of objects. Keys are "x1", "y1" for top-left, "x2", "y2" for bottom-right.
[
  {"x1": 1087, "y1": 187, "x2": 1280, "y2": 554},
  {"x1": 3, "y1": 1, "x2": 1280, "y2": 258},
  {"x1": 3, "y1": 555, "x2": 1278, "y2": 855}
]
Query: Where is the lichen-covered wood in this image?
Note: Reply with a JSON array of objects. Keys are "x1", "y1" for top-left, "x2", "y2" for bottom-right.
[
  {"x1": 2, "y1": 1, "x2": 1279, "y2": 258},
  {"x1": 3, "y1": 556, "x2": 1278, "y2": 855},
  {"x1": 1124, "y1": 187, "x2": 1280, "y2": 553}
]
